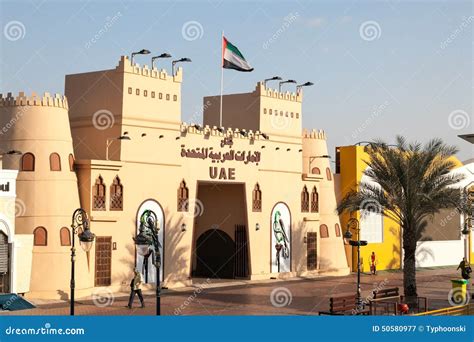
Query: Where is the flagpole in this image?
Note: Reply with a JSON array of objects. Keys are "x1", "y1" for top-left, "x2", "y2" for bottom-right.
[{"x1": 219, "y1": 30, "x2": 224, "y2": 128}]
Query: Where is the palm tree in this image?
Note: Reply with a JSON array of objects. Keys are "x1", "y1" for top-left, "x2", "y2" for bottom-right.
[{"x1": 337, "y1": 136, "x2": 465, "y2": 303}]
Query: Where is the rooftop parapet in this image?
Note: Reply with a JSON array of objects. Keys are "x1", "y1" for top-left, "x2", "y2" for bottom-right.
[
  {"x1": 116, "y1": 56, "x2": 183, "y2": 83},
  {"x1": 302, "y1": 129, "x2": 326, "y2": 140},
  {"x1": 179, "y1": 123, "x2": 266, "y2": 141},
  {"x1": 254, "y1": 81, "x2": 302, "y2": 103},
  {"x1": 0, "y1": 92, "x2": 68, "y2": 109}
]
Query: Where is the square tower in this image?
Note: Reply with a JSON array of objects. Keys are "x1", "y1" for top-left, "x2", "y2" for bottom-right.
[{"x1": 203, "y1": 82, "x2": 303, "y2": 137}]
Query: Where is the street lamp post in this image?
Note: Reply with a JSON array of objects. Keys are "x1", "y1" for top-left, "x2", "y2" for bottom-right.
[
  {"x1": 130, "y1": 49, "x2": 151, "y2": 65},
  {"x1": 296, "y1": 81, "x2": 314, "y2": 93},
  {"x1": 105, "y1": 134, "x2": 131, "y2": 161},
  {"x1": 134, "y1": 209, "x2": 161, "y2": 316},
  {"x1": 151, "y1": 53, "x2": 172, "y2": 69},
  {"x1": 263, "y1": 76, "x2": 282, "y2": 88},
  {"x1": 70, "y1": 208, "x2": 95, "y2": 316},
  {"x1": 171, "y1": 58, "x2": 192, "y2": 76},
  {"x1": 344, "y1": 217, "x2": 367, "y2": 307},
  {"x1": 278, "y1": 79, "x2": 297, "y2": 92},
  {"x1": 461, "y1": 191, "x2": 473, "y2": 261}
]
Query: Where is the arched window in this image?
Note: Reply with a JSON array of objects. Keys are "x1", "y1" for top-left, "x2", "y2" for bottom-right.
[
  {"x1": 21, "y1": 153, "x2": 35, "y2": 171},
  {"x1": 326, "y1": 167, "x2": 332, "y2": 181},
  {"x1": 311, "y1": 167, "x2": 320, "y2": 175},
  {"x1": 319, "y1": 224, "x2": 329, "y2": 238},
  {"x1": 60, "y1": 227, "x2": 71, "y2": 246},
  {"x1": 301, "y1": 185, "x2": 309, "y2": 212},
  {"x1": 69, "y1": 154, "x2": 75, "y2": 171},
  {"x1": 335, "y1": 224, "x2": 341, "y2": 237},
  {"x1": 177, "y1": 180, "x2": 189, "y2": 212},
  {"x1": 93, "y1": 175, "x2": 106, "y2": 211},
  {"x1": 33, "y1": 227, "x2": 47, "y2": 246},
  {"x1": 110, "y1": 176, "x2": 123, "y2": 211},
  {"x1": 49, "y1": 153, "x2": 61, "y2": 171},
  {"x1": 252, "y1": 183, "x2": 262, "y2": 212},
  {"x1": 311, "y1": 187, "x2": 319, "y2": 212}
]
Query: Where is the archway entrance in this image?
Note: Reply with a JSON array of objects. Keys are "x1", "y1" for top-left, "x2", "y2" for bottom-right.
[
  {"x1": 195, "y1": 229, "x2": 234, "y2": 278},
  {"x1": 191, "y1": 182, "x2": 249, "y2": 279}
]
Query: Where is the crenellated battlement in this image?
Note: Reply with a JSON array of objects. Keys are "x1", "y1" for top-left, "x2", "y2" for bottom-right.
[
  {"x1": 180, "y1": 123, "x2": 265, "y2": 141},
  {"x1": 255, "y1": 82, "x2": 302, "y2": 103},
  {"x1": 302, "y1": 129, "x2": 326, "y2": 140},
  {"x1": 0, "y1": 92, "x2": 68, "y2": 109},
  {"x1": 117, "y1": 56, "x2": 183, "y2": 83}
]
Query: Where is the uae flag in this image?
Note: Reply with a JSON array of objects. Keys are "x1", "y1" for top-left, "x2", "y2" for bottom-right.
[{"x1": 222, "y1": 37, "x2": 254, "y2": 72}]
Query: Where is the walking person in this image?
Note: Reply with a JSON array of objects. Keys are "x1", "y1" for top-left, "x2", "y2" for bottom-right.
[
  {"x1": 127, "y1": 270, "x2": 145, "y2": 309},
  {"x1": 370, "y1": 251, "x2": 377, "y2": 275}
]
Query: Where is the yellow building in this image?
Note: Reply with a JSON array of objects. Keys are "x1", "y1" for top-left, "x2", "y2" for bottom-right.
[
  {"x1": 0, "y1": 56, "x2": 349, "y2": 299},
  {"x1": 336, "y1": 144, "x2": 474, "y2": 273}
]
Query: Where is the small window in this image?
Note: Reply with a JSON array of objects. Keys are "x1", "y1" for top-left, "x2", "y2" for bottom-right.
[
  {"x1": 311, "y1": 187, "x2": 319, "y2": 212},
  {"x1": 311, "y1": 167, "x2": 321, "y2": 175},
  {"x1": 285, "y1": 111, "x2": 288, "y2": 117},
  {"x1": 159, "y1": 93, "x2": 163, "y2": 99},
  {"x1": 166, "y1": 94, "x2": 170, "y2": 101},
  {"x1": 128, "y1": 87, "x2": 132, "y2": 94},
  {"x1": 335, "y1": 224, "x2": 341, "y2": 237},
  {"x1": 93, "y1": 175, "x2": 106, "y2": 211},
  {"x1": 177, "y1": 180, "x2": 189, "y2": 212},
  {"x1": 21, "y1": 153, "x2": 35, "y2": 171},
  {"x1": 49, "y1": 153, "x2": 61, "y2": 171},
  {"x1": 144, "y1": 90, "x2": 148, "y2": 97},
  {"x1": 280, "y1": 111, "x2": 283, "y2": 116},
  {"x1": 173, "y1": 95, "x2": 177, "y2": 101},
  {"x1": 252, "y1": 183, "x2": 262, "y2": 212},
  {"x1": 136, "y1": 89, "x2": 140, "y2": 96},
  {"x1": 110, "y1": 176, "x2": 123, "y2": 211},
  {"x1": 263, "y1": 108, "x2": 267, "y2": 114},
  {"x1": 69, "y1": 154, "x2": 75, "y2": 171},
  {"x1": 296, "y1": 113, "x2": 299, "y2": 119},
  {"x1": 151, "y1": 91, "x2": 155, "y2": 98},
  {"x1": 320, "y1": 224, "x2": 329, "y2": 238},
  {"x1": 269, "y1": 109, "x2": 272, "y2": 115},
  {"x1": 60, "y1": 227, "x2": 71, "y2": 246},
  {"x1": 33, "y1": 227, "x2": 47, "y2": 246},
  {"x1": 326, "y1": 167, "x2": 332, "y2": 181},
  {"x1": 291, "y1": 112, "x2": 294, "y2": 118},
  {"x1": 301, "y1": 185, "x2": 309, "y2": 212}
]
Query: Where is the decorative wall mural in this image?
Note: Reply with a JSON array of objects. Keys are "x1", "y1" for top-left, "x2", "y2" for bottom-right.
[
  {"x1": 271, "y1": 202, "x2": 291, "y2": 273},
  {"x1": 136, "y1": 200, "x2": 164, "y2": 283}
]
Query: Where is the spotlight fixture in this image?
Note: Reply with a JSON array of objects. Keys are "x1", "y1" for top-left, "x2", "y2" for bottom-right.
[{"x1": 298, "y1": 149, "x2": 302, "y2": 152}]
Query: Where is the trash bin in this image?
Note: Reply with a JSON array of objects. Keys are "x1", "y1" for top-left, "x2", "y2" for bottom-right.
[{"x1": 450, "y1": 279, "x2": 469, "y2": 305}]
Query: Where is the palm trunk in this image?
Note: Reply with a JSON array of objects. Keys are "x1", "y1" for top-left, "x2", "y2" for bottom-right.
[{"x1": 403, "y1": 226, "x2": 418, "y2": 306}]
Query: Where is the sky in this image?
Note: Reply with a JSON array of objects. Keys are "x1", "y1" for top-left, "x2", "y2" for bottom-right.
[{"x1": 1, "y1": 0, "x2": 473, "y2": 160}]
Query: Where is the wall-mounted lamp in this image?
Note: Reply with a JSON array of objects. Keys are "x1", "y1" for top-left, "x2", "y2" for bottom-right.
[
  {"x1": 106, "y1": 134, "x2": 131, "y2": 160},
  {"x1": 181, "y1": 223, "x2": 187, "y2": 232},
  {"x1": 256, "y1": 223, "x2": 260, "y2": 231}
]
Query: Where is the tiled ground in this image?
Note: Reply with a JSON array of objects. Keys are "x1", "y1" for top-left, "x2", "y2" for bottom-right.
[{"x1": 2, "y1": 267, "x2": 470, "y2": 316}]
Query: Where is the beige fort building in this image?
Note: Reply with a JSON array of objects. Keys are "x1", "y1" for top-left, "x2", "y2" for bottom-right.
[{"x1": 0, "y1": 56, "x2": 349, "y2": 299}]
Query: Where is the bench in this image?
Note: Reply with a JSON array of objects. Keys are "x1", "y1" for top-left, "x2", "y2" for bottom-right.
[
  {"x1": 369, "y1": 287, "x2": 428, "y2": 315},
  {"x1": 319, "y1": 294, "x2": 370, "y2": 315}
]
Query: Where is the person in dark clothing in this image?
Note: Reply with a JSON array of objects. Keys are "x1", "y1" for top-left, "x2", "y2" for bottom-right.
[
  {"x1": 457, "y1": 257, "x2": 472, "y2": 280},
  {"x1": 127, "y1": 270, "x2": 145, "y2": 308}
]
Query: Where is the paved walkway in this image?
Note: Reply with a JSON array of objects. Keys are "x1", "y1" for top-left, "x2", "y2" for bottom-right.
[{"x1": 2, "y1": 267, "x2": 470, "y2": 316}]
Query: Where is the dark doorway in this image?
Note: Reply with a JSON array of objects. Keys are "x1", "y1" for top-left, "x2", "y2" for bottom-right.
[
  {"x1": 95, "y1": 236, "x2": 112, "y2": 286},
  {"x1": 307, "y1": 232, "x2": 317, "y2": 271},
  {"x1": 195, "y1": 229, "x2": 235, "y2": 278},
  {"x1": 0, "y1": 232, "x2": 9, "y2": 293}
]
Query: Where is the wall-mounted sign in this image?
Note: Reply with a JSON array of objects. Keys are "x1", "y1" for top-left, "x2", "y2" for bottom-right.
[
  {"x1": 271, "y1": 202, "x2": 291, "y2": 273},
  {"x1": 181, "y1": 146, "x2": 260, "y2": 165},
  {"x1": 0, "y1": 182, "x2": 10, "y2": 192}
]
